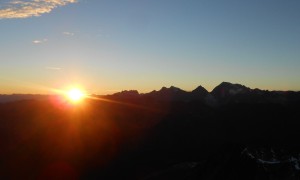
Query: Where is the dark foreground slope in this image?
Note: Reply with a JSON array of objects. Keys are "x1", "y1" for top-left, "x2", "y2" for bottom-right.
[
  {"x1": 1, "y1": 83, "x2": 300, "y2": 179},
  {"x1": 0, "y1": 97, "x2": 167, "y2": 179}
]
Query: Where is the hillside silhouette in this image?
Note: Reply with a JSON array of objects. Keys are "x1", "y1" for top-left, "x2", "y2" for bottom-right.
[{"x1": 1, "y1": 82, "x2": 300, "y2": 179}]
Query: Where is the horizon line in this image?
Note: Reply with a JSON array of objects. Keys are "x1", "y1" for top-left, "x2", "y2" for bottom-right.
[{"x1": 1, "y1": 82, "x2": 299, "y2": 96}]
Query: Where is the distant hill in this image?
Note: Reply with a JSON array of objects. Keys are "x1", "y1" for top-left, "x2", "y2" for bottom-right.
[{"x1": 0, "y1": 94, "x2": 49, "y2": 103}]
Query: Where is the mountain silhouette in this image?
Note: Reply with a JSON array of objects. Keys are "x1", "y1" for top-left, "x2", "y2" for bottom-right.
[
  {"x1": 2, "y1": 82, "x2": 299, "y2": 106},
  {"x1": 144, "y1": 86, "x2": 190, "y2": 101},
  {"x1": 104, "y1": 82, "x2": 299, "y2": 106},
  {"x1": 0, "y1": 82, "x2": 300, "y2": 179},
  {"x1": 111, "y1": 90, "x2": 140, "y2": 99},
  {"x1": 191, "y1": 85, "x2": 209, "y2": 99},
  {"x1": 211, "y1": 82, "x2": 251, "y2": 98}
]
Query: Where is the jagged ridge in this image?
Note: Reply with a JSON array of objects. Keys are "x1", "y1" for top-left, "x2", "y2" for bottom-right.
[{"x1": 110, "y1": 82, "x2": 300, "y2": 105}]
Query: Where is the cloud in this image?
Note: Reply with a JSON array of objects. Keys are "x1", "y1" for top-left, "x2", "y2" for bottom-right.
[
  {"x1": 33, "y1": 40, "x2": 42, "y2": 44},
  {"x1": 32, "y1": 38, "x2": 47, "y2": 44},
  {"x1": 0, "y1": 0, "x2": 77, "y2": 19},
  {"x1": 63, "y1": 31, "x2": 75, "y2": 36},
  {"x1": 46, "y1": 66, "x2": 62, "y2": 70}
]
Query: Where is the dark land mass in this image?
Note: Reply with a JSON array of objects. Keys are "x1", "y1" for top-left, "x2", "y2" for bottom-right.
[{"x1": 1, "y1": 82, "x2": 300, "y2": 180}]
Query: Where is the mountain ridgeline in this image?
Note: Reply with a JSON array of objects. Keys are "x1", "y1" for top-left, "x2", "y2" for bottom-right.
[
  {"x1": 0, "y1": 82, "x2": 300, "y2": 179},
  {"x1": 1, "y1": 82, "x2": 299, "y2": 105},
  {"x1": 108, "y1": 82, "x2": 300, "y2": 105}
]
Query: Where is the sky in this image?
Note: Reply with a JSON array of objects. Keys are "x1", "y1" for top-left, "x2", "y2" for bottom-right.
[{"x1": 0, "y1": 0, "x2": 300, "y2": 94}]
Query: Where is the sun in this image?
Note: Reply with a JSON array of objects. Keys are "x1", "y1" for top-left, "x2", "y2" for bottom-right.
[{"x1": 67, "y1": 88, "x2": 85, "y2": 103}]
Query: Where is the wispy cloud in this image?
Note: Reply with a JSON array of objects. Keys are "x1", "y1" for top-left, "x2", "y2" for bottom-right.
[
  {"x1": 63, "y1": 31, "x2": 75, "y2": 36},
  {"x1": 32, "y1": 38, "x2": 48, "y2": 44},
  {"x1": 46, "y1": 66, "x2": 62, "y2": 70},
  {"x1": 0, "y1": 0, "x2": 77, "y2": 19}
]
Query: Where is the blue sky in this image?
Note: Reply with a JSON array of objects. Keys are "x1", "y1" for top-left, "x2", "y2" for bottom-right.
[{"x1": 0, "y1": 0, "x2": 300, "y2": 94}]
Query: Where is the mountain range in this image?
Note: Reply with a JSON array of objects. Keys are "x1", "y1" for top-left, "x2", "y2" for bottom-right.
[
  {"x1": 1, "y1": 82, "x2": 300, "y2": 179},
  {"x1": 108, "y1": 82, "x2": 300, "y2": 105},
  {"x1": 1, "y1": 82, "x2": 299, "y2": 105}
]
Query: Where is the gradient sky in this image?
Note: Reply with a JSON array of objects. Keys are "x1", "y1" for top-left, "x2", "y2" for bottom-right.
[{"x1": 1, "y1": 0, "x2": 300, "y2": 94}]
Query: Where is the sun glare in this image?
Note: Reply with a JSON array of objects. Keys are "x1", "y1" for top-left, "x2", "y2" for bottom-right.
[{"x1": 67, "y1": 88, "x2": 85, "y2": 103}]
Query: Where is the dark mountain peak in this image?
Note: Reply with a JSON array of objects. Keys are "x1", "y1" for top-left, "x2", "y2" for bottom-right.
[
  {"x1": 219, "y1": 81, "x2": 233, "y2": 86},
  {"x1": 192, "y1": 85, "x2": 208, "y2": 94},
  {"x1": 214, "y1": 82, "x2": 250, "y2": 91},
  {"x1": 218, "y1": 82, "x2": 248, "y2": 89},
  {"x1": 112, "y1": 90, "x2": 140, "y2": 98},
  {"x1": 191, "y1": 86, "x2": 209, "y2": 100},
  {"x1": 160, "y1": 86, "x2": 167, "y2": 91},
  {"x1": 211, "y1": 82, "x2": 251, "y2": 98},
  {"x1": 144, "y1": 86, "x2": 188, "y2": 101},
  {"x1": 170, "y1": 86, "x2": 185, "y2": 92},
  {"x1": 159, "y1": 86, "x2": 185, "y2": 93}
]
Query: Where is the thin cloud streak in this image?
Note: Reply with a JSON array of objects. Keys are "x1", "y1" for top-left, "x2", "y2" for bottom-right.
[
  {"x1": 32, "y1": 38, "x2": 48, "y2": 44},
  {"x1": 63, "y1": 31, "x2": 75, "y2": 36},
  {"x1": 33, "y1": 40, "x2": 43, "y2": 44},
  {"x1": 0, "y1": 0, "x2": 77, "y2": 19},
  {"x1": 46, "y1": 67, "x2": 62, "y2": 70}
]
